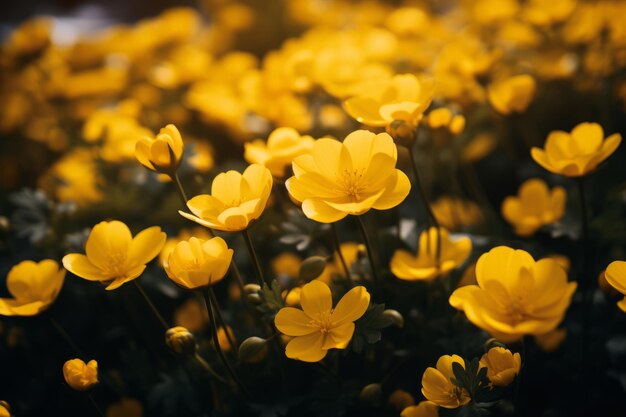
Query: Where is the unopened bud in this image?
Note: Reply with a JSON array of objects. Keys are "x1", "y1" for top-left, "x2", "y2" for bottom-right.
[
  {"x1": 244, "y1": 284, "x2": 262, "y2": 295},
  {"x1": 382, "y1": 309, "x2": 404, "y2": 328},
  {"x1": 238, "y1": 336, "x2": 269, "y2": 363},
  {"x1": 0, "y1": 400, "x2": 11, "y2": 417},
  {"x1": 165, "y1": 326, "x2": 196, "y2": 355},
  {"x1": 359, "y1": 383, "x2": 382, "y2": 406},
  {"x1": 484, "y1": 338, "x2": 506, "y2": 352},
  {"x1": 386, "y1": 120, "x2": 416, "y2": 148}
]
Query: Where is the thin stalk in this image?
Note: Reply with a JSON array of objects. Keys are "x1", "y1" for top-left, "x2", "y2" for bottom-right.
[
  {"x1": 88, "y1": 392, "x2": 105, "y2": 417},
  {"x1": 133, "y1": 280, "x2": 169, "y2": 330},
  {"x1": 171, "y1": 172, "x2": 189, "y2": 207},
  {"x1": 577, "y1": 177, "x2": 592, "y2": 377},
  {"x1": 331, "y1": 223, "x2": 352, "y2": 282},
  {"x1": 356, "y1": 216, "x2": 380, "y2": 290},
  {"x1": 241, "y1": 229, "x2": 266, "y2": 285},
  {"x1": 51, "y1": 318, "x2": 86, "y2": 358},
  {"x1": 208, "y1": 288, "x2": 237, "y2": 354},
  {"x1": 201, "y1": 289, "x2": 251, "y2": 397},
  {"x1": 193, "y1": 353, "x2": 229, "y2": 384}
]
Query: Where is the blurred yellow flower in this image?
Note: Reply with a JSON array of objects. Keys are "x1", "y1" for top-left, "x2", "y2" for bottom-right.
[
  {"x1": 431, "y1": 197, "x2": 482, "y2": 230},
  {"x1": 286, "y1": 130, "x2": 410, "y2": 223},
  {"x1": 479, "y1": 347, "x2": 521, "y2": 386},
  {"x1": 401, "y1": 401, "x2": 438, "y2": 417},
  {"x1": 534, "y1": 328, "x2": 567, "y2": 352},
  {"x1": 0, "y1": 401, "x2": 9, "y2": 417},
  {"x1": 244, "y1": 127, "x2": 315, "y2": 177},
  {"x1": 135, "y1": 124, "x2": 184, "y2": 174},
  {"x1": 388, "y1": 389, "x2": 415, "y2": 411},
  {"x1": 4, "y1": 18, "x2": 51, "y2": 57},
  {"x1": 501, "y1": 178, "x2": 566, "y2": 236},
  {"x1": 163, "y1": 237, "x2": 233, "y2": 289},
  {"x1": 605, "y1": 261, "x2": 626, "y2": 312},
  {"x1": 180, "y1": 164, "x2": 273, "y2": 232},
  {"x1": 63, "y1": 359, "x2": 98, "y2": 391},
  {"x1": 426, "y1": 108, "x2": 465, "y2": 135},
  {"x1": 344, "y1": 74, "x2": 434, "y2": 127},
  {"x1": 390, "y1": 228, "x2": 471, "y2": 281},
  {"x1": 522, "y1": 0, "x2": 576, "y2": 26},
  {"x1": 174, "y1": 298, "x2": 208, "y2": 332},
  {"x1": 271, "y1": 252, "x2": 303, "y2": 279},
  {"x1": 449, "y1": 246, "x2": 577, "y2": 341},
  {"x1": 488, "y1": 75, "x2": 536, "y2": 115},
  {"x1": 462, "y1": 134, "x2": 497, "y2": 163},
  {"x1": 531, "y1": 122, "x2": 622, "y2": 177},
  {"x1": 274, "y1": 280, "x2": 370, "y2": 362},
  {"x1": 0, "y1": 260, "x2": 65, "y2": 316},
  {"x1": 421, "y1": 355, "x2": 470, "y2": 409},
  {"x1": 62, "y1": 221, "x2": 166, "y2": 290},
  {"x1": 106, "y1": 398, "x2": 143, "y2": 417},
  {"x1": 217, "y1": 325, "x2": 236, "y2": 352}
]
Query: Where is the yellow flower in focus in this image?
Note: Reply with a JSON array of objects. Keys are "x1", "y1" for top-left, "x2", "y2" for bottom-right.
[
  {"x1": 531, "y1": 122, "x2": 622, "y2": 177},
  {"x1": 135, "y1": 124, "x2": 184, "y2": 174},
  {"x1": 488, "y1": 75, "x2": 536, "y2": 115},
  {"x1": 426, "y1": 108, "x2": 465, "y2": 135},
  {"x1": 605, "y1": 261, "x2": 626, "y2": 312},
  {"x1": 0, "y1": 260, "x2": 65, "y2": 316},
  {"x1": 390, "y1": 228, "x2": 472, "y2": 281},
  {"x1": 501, "y1": 179, "x2": 566, "y2": 236},
  {"x1": 479, "y1": 347, "x2": 521, "y2": 386},
  {"x1": 449, "y1": 246, "x2": 577, "y2": 341},
  {"x1": 401, "y1": 401, "x2": 438, "y2": 417},
  {"x1": 164, "y1": 237, "x2": 233, "y2": 289},
  {"x1": 244, "y1": 127, "x2": 315, "y2": 177},
  {"x1": 286, "y1": 130, "x2": 410, "y2": 223},
  {"x1": 159, "y1": 227, "x2": 213, "y2": 267},
  {"x1": 431, "y1": 197, "x2": 482, "y2": 230},
  {"x1": 274, "y1": 280, "x2": 370, "y2": 362},
  {"x1": 106, "y1": 398, "x2": 143, "y2": 417},
  {"x1": 421, "y1": 355, "x2": 470, "y2": 409},
  {"x1": 63, "y1": 359, "x2": 98, "y2": 391},
  {"x1": 344, "y1": 74, "x2": 434, "y2": 127},
  {"x1": 62, "y1": 221, "x2": 166, "y2": 290},
  {"x1": 180, "y1": 164, "x2": 273, "y2": 232}
]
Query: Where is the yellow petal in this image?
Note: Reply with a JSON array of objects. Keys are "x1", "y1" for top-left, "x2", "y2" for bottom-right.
[
  {"x1": 285, "y1": 332, "x2": 327, "y2": 362},
  {"x1": 126, "y1": 226, "x2": 166, "y2": 270},
  {"x1": 275, "y1": 307, "x2": 317, "y2": 336},
  {"x1": 62, "y1": 254, "x2": 111, "y2": 281},
  {"x1": 331, "y1": 286, "x2": 370, "y2": 326},
  {"x1": 299, "y1": 280, "x2": 332, "y2": 318}
]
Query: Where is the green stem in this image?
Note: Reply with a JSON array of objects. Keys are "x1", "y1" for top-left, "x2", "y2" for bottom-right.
[
  {"x1": 171, "y1": 172, "x2": 189, "y2": 208},
  {"x1": 331, "y1": 223, "x2": 352, "y2": 282},
  {"x1": 241, "y1": 229, "x2": 266, "y2": 285},
  {"x1": 51, "y1": 318, "x2": 86, "y2": 358},
  {"x1": 356, "y1": 216, "x2": 380, "y2": 290},
  {"x1": 577, "y1": 177, "x2": 592, "y2": 376},
  {"x1": 208, "y1": 288, "x2": 237, "y2": 354},
  {"x1": 133, "y1": 280, "x2": 169, "y2": 330},
  {"x1": 88, "y1": 392, "x2": 105, "y2": 417},
  {"x1": 193, "y1": 353, "x2": 229, "y2": 384}
]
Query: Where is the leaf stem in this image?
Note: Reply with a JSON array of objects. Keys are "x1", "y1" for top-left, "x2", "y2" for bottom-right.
[
  {"x1": 133, "y1": 280, "x2": 169, "y2": 330},
  {"x1": 356, "y1": 215, "x2": 380, "y2": 290},
  {"x1": 330, "y1": 223, "x2": 352, "y2": 282}
]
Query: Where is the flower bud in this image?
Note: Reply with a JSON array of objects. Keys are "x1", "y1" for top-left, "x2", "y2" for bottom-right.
[
  {"x1": 243, "y1": 284, "x2": 262, "y2": 295},
  {"x1": 135, "y1": 124, "x2": 184, "y2": 174},
  {"x1": 63, "y1": 359, "x2": 98, "y2": 391},
  {"x1": 0, "y1": 401, "x2": 10, "y2": 417},
  {"x1": 483, "y1": 338, "x2": 507, "y2": 352},
  {"x1": 0, "y1": 216, "x2": 10, "y2": 233},
  {"x1": 165, "y1": 326, "x2": 197, "y2": 355},
  {"x1": 382, "y1": 309, "x2": 404, "y2": 328},
  {"x1": 386, "y1": 119, "x2": 416, "y2": 148},
  {"x1": 238, "y1": 336, "x2": 269, "y2": 363},
  {"x1": 359, "y1": 383, "x2": 382, "y2": 406},
  {"x1": 479, "y1": 347, "x2": 521, "y2": 387}
]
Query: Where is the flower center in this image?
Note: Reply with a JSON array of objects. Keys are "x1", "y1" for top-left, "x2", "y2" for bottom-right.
[
  {"x1": 104, "y1": 252, "x2": 127, "y2": 277},
  {"x1": 339, "y1": 169, "x2": 367, "y2": 201},
  {"x1": 309, "y1": 310, "x2": 333, "y2": 333}
]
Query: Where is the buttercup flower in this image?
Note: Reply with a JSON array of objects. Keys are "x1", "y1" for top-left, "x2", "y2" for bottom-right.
[
  {"x1": 534, "y1": 328, "x2": 567, "y2": 352},
  {"x1": 63, "y1": 359, "x2": 98, "y2": 391},
  {"x1": 180, "y1": 164, "x2": 273, "y2": 232},
  {"x1": 390, "y1": 228, "x2": 472, "y2": 281},
  {"x1": 164, "y1": 237, "x2": 233, "y2": 289},
  {"x1": 274, "y1": 280, "x2": 370, "y2": 362},
  {"x1": 344, "y1": 74, "x2": 434, "y2": 127},
  {"x1": 135, "y1": 124, "x2": 184, "y2": 173},
  {"x1": 479, "y1": 347, "x2": 521, "y2": 386},
  {"x1": 401, "y1": 401, "x2": 439, "y2": 417},
  {"x1": 165, "y1": 326, "x2": 196, "y2": 355},
  {"x1": 449, "y1": 246, "x2": 577, "y2": 341},
  {"x1": 431, "y1": 197, "x2": 482, "y2": 230},
  {"x1": 286, "y1": 130, "x2": 410, "y2": 223},
  {"x1": 244, "y1": 127, "x2": 315, "y2": 177},
  {"x1": 531, "y1": 122, "x2": 622, "y2": 177},
  {"x1": 421, "y1": 355, "x2": 470, "y2": 409},
  {"x1": 501, "y1": 178, "x2": 566, "y2": 236},
  {"x1": 62, "y1": 221, "x2": 166, "y2": 290},
  {"x1": 0, "y1": 260, "x2": 65, "y2": 316},
  {"x1": 488, "y1": 74, "x2": 536, "y2": 115},
  {"x1": 605, "y1": 261, "x2": 626, "y2": 312},
  {"x1": 0, "y1": 401, "x2": 10, "y2": 417}
]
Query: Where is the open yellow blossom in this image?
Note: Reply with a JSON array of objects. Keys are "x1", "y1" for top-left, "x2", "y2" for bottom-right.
[
  {"x1": 159, "y1": 227, "x2": 213, "y2": 267},
  {"x1": 344, "y1": 74, "x2": 434, "y2": 127},
  {"x1": 421, "y1": 355, "x2": 470, "y2": 409},
  {"x1": 286, "y1": 130, "x2": 410, "y2": 223},
  {"x1": 62, "y1": 221, "x2": 166, "y2": 290},
  {"x1": 401, "y1": 401, "x2": 438, "y2": 417},
  {"x1": 274, "y1": 280, "x2": 370, "y2": 362},
  {"x1": 135, "y1": 124, "x2": 184, "y2": 173},
  {"x1": 531, "y1": 122, "x2": 622, "y2": 177},
  {"x1": 164, "y1": 237, "x2": 233, "y2": 289},
  {"x1": 449, "y1": 246, "x2": 577, "y2": 341},
  {"x1": 479, "y1": 347, "x2": 521, "y2": 386},
  {"x1": 244, "y1": 127, "x2": 315, "y2": 177},
  {"x1": 605, "y1": 261, "x2": 626, "y2": 312},
  {"x1": 501, "y1": 179, "x2": 566, "y2": 236},
  {"x1": 390, "y1": 228, "x2": 472, "y2": 281},
  {"x1": 63, "y1": 359, "x2": 98, "y2": 391},
  {"x1": 180, "y1": 164, "x2": 273, "y2": 232},
  {"x1": 0, "y1": 260, "x2": 65, "y2": 317},
  {"x1": 431, "y1": 197, "x2": 482, "y2": 230},
  {"x1": 488, "y1": 75, "x2": 536, "y2": 115}
]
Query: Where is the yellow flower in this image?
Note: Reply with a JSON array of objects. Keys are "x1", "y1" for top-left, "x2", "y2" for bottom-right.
[
  {"x1": 534, "y1": 328, "x2": 567, "y2": 352},
  {"x1": 426, "y1": 108, "x2": 465, "y2": 135},
  {"x1": 274, "y1": 280, "x2": 370, "y2": 362},
  {"x1": 421, "y1": 355, "x2": 470, "y2": 409},
  {"x1": 106, "y1": 398, "x2": 143, "y2": 417},
  {"x1": 390, "y1": 228, "x2": 472, "y2": 281},
  {"x1": 388, "y1": 389, "x2": 415, "y2": 411},
  {"x1": 164, "y1": 237, "x2": 233, "y2": 289},
  {"x1": 244, "y1": 127, "x2": 315, "y2": 177},
  {"x1": 462, "y1": 134, "x2": 497, "y2": 163},
  {"x1": 449, "y1": 246, "x2": 577, "y2": 342},
  {"x1": 531, "y1": 122, "x2": 622, "y2": 177},
  {"x1": 344, "y1": 74, "x2": 434, "y2": 127},
  {"x1": 174, "y1": 298, "x2": 208, "y2": 332},
  {"x1": 165, "y1": 326, "x2": 196, "y2": 355},
  {"x1": 501, "y1": 179, "x2": 566, "y2": 237},
  {"x1": 180, "y1": 164, "x2": 273, "y2": 232},
  {"x1": 0, "y1": 260, "x2": 65, "y2": 316},
  {"x1": 62, "y1": 221, "x2": 166, "y2": 290},
  {"x1": 431, "y1": 197, "x2": 482, "y2": 230},
  {"x1": 159, "y1": 227, "x2": 213, "y2": 267},
  {"x1": 488, "y1": 75, "x2": 536, "y2": 115},
  {"x1": 63, "y1": 359, "x2": 98, "y2": 391},
  {"x1": 271, "y1": 252, "x2": 303, "y2": 279},
  {"x1": 401, "y1": 401, "x2": 439, "y2": 417},
  {"x1": 479, "y1": 347, "x2": 521, "y2": 387},
  {"x1": 0, "y1": 401, "x2": 10, "y2": 417},
  {"x1": 605, "y1": 261, "x2": 626, "y2": 312},
  {"x1": 135, "y1": 124, "x2": 184, "y2": 174},
  {"x1": 217, "y1": 325, "x2": 236, "y2": 352},
  {"x1": 522, "y1": 0, "x2": 575, "y2": 26},
  {"x1": 286, "y1": 130, "x2": 410, "y2": 223}
]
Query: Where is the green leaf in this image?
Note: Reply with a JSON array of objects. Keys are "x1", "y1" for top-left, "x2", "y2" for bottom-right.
[
  {"x1": 351, "y1": 303, "x2": 394, "y2": 353},
  {"x1": 256, "y1": 280, "x2": 285, "y2": 320}
]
